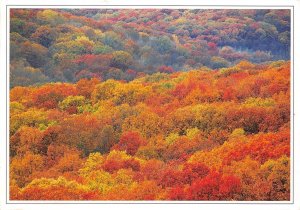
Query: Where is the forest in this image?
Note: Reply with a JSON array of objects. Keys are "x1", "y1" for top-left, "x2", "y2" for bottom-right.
[
  {"x1": 10, "y1": 9, "x2": 290, "y2": 87},
  {"x1": 10, "y1": 60, "x2": 290, "y2": 200},
  {"x1": 9, "y1": 8, "x2": 291, "y2": 201}
]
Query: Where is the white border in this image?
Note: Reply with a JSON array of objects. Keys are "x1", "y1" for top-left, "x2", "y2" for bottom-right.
[{"x1": 1, "y1": 0, "x2": 299, "y2": 209}]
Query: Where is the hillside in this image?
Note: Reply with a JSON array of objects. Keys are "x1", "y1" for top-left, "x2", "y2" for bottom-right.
[
  {"x1": 10, "y1": 61, "x2": 290, "y2": 200},
  {"x1": 10, "y1": 9, "x2": 290, "y2": 87}
]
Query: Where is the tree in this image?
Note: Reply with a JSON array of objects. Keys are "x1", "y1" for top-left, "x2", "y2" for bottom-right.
[
  {"x1": 152, "y1": 36, "x2": 175, "y2": 54},
  {"x1": 181, "y1": 162, "x2": 210, "y2": 185},
  {"x1": 29, "y1": 83, "x2": 77, "y2": 109},
  {"x1": 76, "y1": 78, "x2": 100, "y2": 98},
  {"x1": 53, "y1": 149, "x2": 83, "y2": 174},
  {"x1": 10, "y1": 108, "x2": 49, "y2": 136},
  {"x1": 10, "y1": 152, "x2": 44, "y2": 187},
  {"x1": 113, "y1": 131, "x2": 146, "y2": 155},
  {"x1": 13, "y1": 126, "x2": 44, "y2": 156},
  {"x1": 10, "y1": 60, "x2": 48, "y2": 88},
  {"x1": 260, "y1": 156, "x2": 290, "y2": 200},
  {"x1": 158, "y1": 168, "x2": 183, "y2": 188},
  {"x1": 210, "y1": 56, "x2": 230, "y2": 69},
  {"x1": 187, "y1": 171, "x2": 241, "y2": 200},
  {"x1": 157, "y1": 65, "x2": 175, "y2": 74},
  {"x1": 101, "y1": 31, "x2": 124, "y2": 50},
  {"x1": 55, "y1": 114, "x2": 107, "y2": 156},
  {"x1": 19, "y1": 177, "x2": 99, "y2": 200},
  {"x1": 36, "y1": 10, "x2": 65, "y2": 25},
  {"x1": 79, "y1": 152, "x2": 104, "y2": 178},
  {"x1": 21, "y1": 41, "x2": 49, "y2": 68},
  {"x1": 59, "y1": 95, "x2": 86, "y2": 114},
  {"x1": 111, "y1": 51, "x2": 133, "y2": 70},
  {"x1": 91, "y1": 79, "x2": 120, "y2": 103},
  {"x1": 31, "y1": 25, "x2": 57, "y2": 47}
]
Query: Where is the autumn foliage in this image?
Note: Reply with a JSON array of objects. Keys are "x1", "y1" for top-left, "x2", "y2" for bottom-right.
[
  {"x1": 10, "y1": 61, "x2": 290, "y2": 200},
  {"x1": 10, "y1": 9, "x2": 290, "y2": 87}
]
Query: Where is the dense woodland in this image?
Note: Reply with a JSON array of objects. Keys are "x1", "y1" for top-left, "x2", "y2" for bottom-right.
[
  {"x1": 10, "y1": 60, "x2": 290, "y2": 200},
  {"x1": 10, "y1": 9, "x2": 290, "y2": 87}
]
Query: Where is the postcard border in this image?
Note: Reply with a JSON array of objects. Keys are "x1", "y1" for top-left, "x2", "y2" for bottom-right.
[{"x1": 5, "y1": 4, "x2": 295, "y2": 205}]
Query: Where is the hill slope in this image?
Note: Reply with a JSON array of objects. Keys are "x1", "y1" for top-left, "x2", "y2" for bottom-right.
[
  {"x1": 10, "y1": 61, "x2": 290, "y2": 200},
  {"x1": 10, "y1": 9, "x2": 290, "y2": 87}
]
